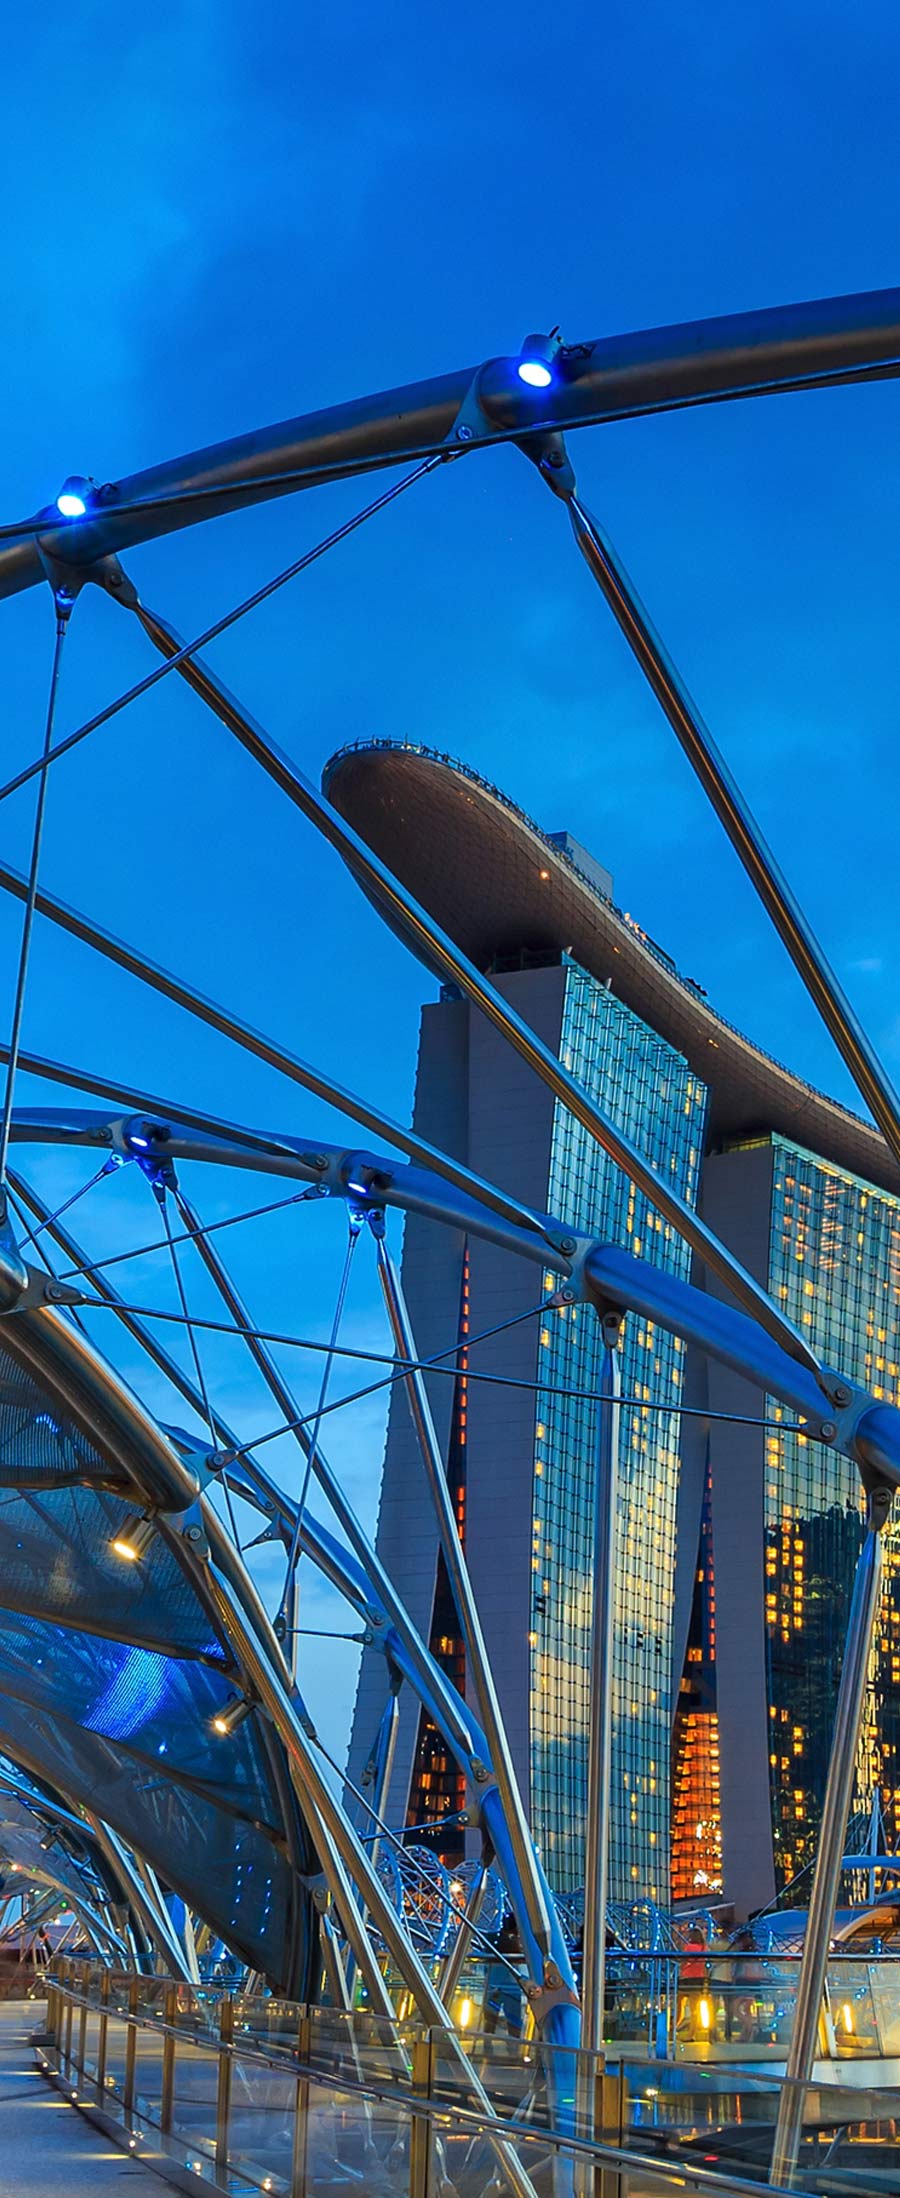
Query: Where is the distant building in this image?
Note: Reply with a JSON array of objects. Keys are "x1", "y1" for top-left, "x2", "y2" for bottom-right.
[
  {"x1": 324, "y1": 740, "x2": 900, "y2": 1915},
  {"x1": 681, "y1": 1136, "x2": 900, "y2": 1912}
]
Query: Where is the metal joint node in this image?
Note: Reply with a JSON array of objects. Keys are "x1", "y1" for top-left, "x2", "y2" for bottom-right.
[
  {"x1": 868, "y1": 1484, "x2": 894, "y2": 1535},
  {"x1": 446, "y1": 364, "x2": 498, "y2": 449},
  {"x1": 342, "y1": 1152, "x2": 394, "y2": 1203},
  {"x1": 516, "y1": 424, "x2": 577, "y2": 501},
  {"x1": 0, "y1": 1215, "x2": 30, "y2": 1312},
  {"x1": 118, "y1": 1115, "x2": 173, "y2": 1160},
  {"x1": 179, "y1": 1518, "x2": 210, "y2": 1557}
]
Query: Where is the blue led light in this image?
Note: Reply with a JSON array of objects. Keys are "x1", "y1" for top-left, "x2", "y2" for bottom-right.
[
  {"x1": 55, "y1": 476, "x2": 92, "y2": 519},
  {"x1": 517, "y1": 359, "x2": 553, "y2": 388},
  {"x1": 84, "y1": 1646, "x2": 172, "y2": 1740},
  {"x1": 128, "y1": 1134, "x2": 150, "y2": 1150}
]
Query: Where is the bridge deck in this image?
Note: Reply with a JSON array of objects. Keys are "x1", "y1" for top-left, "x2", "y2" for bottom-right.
[{"x1": 0, "y1": 2000, "x2": 159, "y2": 2198}]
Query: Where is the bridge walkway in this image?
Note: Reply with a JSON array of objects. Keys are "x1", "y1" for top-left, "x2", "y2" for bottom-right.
[{"x1": 0, "y1": 2000, "x2": 159, "y2": 2198}]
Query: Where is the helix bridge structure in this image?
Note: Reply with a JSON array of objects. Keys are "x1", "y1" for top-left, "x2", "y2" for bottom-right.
[{"x1": 0, "y1": 288, "x2": 898, "y2": 2188}]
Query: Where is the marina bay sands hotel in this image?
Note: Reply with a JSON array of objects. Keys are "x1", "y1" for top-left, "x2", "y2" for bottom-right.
[{"x1": 325, "y1": 740, "x2": 900, "y2": 1921}]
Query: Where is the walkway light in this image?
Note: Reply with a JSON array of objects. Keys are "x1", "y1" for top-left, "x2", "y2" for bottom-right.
[
  {"x1": 55, "y1": 476, "x2": 92, "y2": 519},
  {"x1": 111, "y1": 1514, "x2": 156, "y2": 1565},
  {"x1": 211, "y1": 1695, "x2": 252, "y2": 1738},
  {"x1": 517, "y1": 332, "x2": 560, "y2": 389}
]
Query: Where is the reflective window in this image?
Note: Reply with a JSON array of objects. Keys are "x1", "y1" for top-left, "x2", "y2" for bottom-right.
[
  {"x1": 765, "y1": 1136, "x2": 900, "y2": 1888},
  {"x1": 530, "y1": 962, "x2": 708, "y2": 1900}
]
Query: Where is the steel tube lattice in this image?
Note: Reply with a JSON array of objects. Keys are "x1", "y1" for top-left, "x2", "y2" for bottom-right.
[{"x1": 0, "y1": 280, "x2": 893, "y2": 2125}]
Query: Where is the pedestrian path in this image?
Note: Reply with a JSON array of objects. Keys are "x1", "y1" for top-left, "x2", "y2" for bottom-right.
[{"x1": 0, "y1": 2000, "x2": 160, "y2": 2198}]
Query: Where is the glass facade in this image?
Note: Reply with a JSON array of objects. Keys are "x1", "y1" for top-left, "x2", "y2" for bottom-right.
[
  {"x1": 763, "y1": 1134, "x2": 900, "y2": 1891},
  {"x1": 407, "y1": 1247, "x2": 470, "y2": 1861},
  {"x1": 530, "y1": 961, "x2": 708, "y2": 1901},
  {"x1": 671, "y1": 1455, "x2": 724, "y2": 1901}
]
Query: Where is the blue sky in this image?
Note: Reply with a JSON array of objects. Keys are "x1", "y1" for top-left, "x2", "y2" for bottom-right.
[{"x1": 1, "y1": 2, "x2": 899, "y2": 1765}]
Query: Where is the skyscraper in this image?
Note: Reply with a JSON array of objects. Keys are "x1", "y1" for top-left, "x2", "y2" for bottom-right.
[
  {"x1": 325, "y1": 740, "x2": 900, "y2": 1917},
  {"x1": 532, "y1": 964, "x2": 706, "y2": 1899},
  {"x1": 341, "y1": 950, "x2": 704, "y2": 1906},
  {"x1": 681, "y1": 1135, "x2": 900, "y2": 1912}
]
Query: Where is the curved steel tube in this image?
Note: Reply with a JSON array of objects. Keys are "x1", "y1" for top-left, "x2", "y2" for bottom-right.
[
  {"x1": 4, "y1": 1103, "x2": 564, "y2": 1267},
  {"x1": 0, "y1": 286, "x2": 898, "y2": 597},
  {"x1": 0, "y1": 856, "x2": 550, "y2": 1246},
  {"x1": 566, "y1": 494, "x2": 900, "y2": 1176},
  {"x1": 0, "y1": 1297, "x2": 200, "y2": 1514},
  {"x1": 8, "y1": 1106, "x2": 900, "y2": 1483}
]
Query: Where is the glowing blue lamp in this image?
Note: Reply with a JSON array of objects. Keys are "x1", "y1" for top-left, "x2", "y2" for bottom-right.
[
  {"x1": 517, "y1": 331, "x2": 560, "y2": 389},
  {"x1": 55, "y1": 476, "x2": 91, "y2": 519}
]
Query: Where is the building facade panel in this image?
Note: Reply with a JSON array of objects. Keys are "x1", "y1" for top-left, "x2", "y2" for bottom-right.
[
  {"x1": 697, "y1": 1137, "x2": 900, "y2": 1909},
  {"x1": 531, "y1": 964, "x2": 708, "y2": 1902},
  {"x1": 690, "y1": 1144, "x2": 779, "y2": 1916},
  {"x1": 463, "y1": 966, "x2": 567, "y2": 1817},
  {"x1": 764, "y1": 1137, "x2": 900, "y2": 1889},
  {"x1": 333, "y1": 741, "x2": 900, "y2": 1924},
  {"x1": 345, "y1": 997, "x2": 469, "y2": 1823}
]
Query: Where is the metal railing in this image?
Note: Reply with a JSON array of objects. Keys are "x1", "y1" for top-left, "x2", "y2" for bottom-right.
[
  {"x1": 32, "y1": 1959, "x2": 900, "y2": 2197},
  {"x1": 431, "y1": 1946, "x2": 900, "y2": 2065},
  {"x1": 598, "y1": 1948, "x2": 900, "y2": 2063}
]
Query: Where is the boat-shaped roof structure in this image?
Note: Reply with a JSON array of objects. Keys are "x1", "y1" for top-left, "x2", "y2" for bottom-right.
[{"x1": 323, "y1": 739, "x2": 899, "y2": 1196}]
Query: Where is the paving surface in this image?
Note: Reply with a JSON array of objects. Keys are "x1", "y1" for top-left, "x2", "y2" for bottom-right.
[{"x1": 0, "y1": 2000, "x2": 160, "y2": 2197}]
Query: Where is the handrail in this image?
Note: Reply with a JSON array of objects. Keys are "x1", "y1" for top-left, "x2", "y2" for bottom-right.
[{"x1": 38, "y1": 1967, "x2": 818, "y2": 2198}]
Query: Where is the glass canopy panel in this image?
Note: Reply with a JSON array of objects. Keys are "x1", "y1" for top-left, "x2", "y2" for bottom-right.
[
  {"x1": 0, "y1": 1336, "x2": 316, "y2": 1993},
  {"x1": 0, "y1": 1490, "x2": 226, "y2": 1664},
  {"x1": 0, "y1": 1692, "x2": 300, "y2": 1979},
  {"x1": 0, "y1": 1791, "x2": 106, "y2": 1912}
]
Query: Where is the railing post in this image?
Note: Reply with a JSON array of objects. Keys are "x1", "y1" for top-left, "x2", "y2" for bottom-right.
[
  {"x1": 409, "y1": 2034, "x2": 433, "y2": 2198},
  {"x1": 291, "y1": 2009, "x2": 311, "y2": 2198},
  {"x1": 75, "y1": 1989, "x2": 88, "y2": 2088},
  {"x1": 869, "y1": 1961, "x2": 883, "y2": 2055},
  {"x1": 62, "y1": 1985, "x2": 74, "y2": 2077},
  {"x1": 215, "y1": 1995, "x2": 234, "y2": 2180},
  {"x1": 160, "y1": 1983, "x2": 177, "y2": 2135},
  {"x1": 96, "y1": 1968, "x2": 109, "y2": 2100},
  {"x1": 123, "y1": 1975, "x2": 138, "y2": 2126},
  {"x1": 595, "y1": 2059, "x2": 625, "y2": 2198}
]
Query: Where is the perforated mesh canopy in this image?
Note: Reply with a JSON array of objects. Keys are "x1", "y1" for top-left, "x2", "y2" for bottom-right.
[
  {"x1": 0, "y1": 1787, "x2": 107, "y2": 1919},
  {"x1": 0, "y1": 1482, "x2": 229, "y2": 1657},
  {"x1": 0, "y1": 1324, "x2": 317, "y2": 1994}
]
